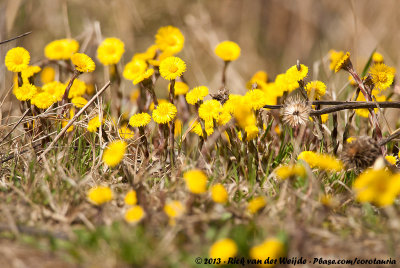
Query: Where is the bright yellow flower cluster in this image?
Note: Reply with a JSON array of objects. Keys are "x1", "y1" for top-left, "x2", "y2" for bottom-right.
[
  {"x1": 198, "y1": 99, "x2": 222, "y2": 122},
  {"x1": 155, "y1": 26, "x2": 185, "y2": 54},
  {"x1": 71, "y1": 53, "x2": 96, "y2": 73},
  {"x1": 355, "y1": 90, "x2": 386, "y2": 118},
  {"x1": 186, "y1": 86, "x2": 209, "y2": 105},
  {"x1": 123, "y1": 59, "x2": 148, "y2": 80},
  {"x1": 298, "y1": 151, "x2": 343, "y2": 172},
  {"x1": 164, "y1": 200, "x2": 185, "y2": 225},
  {"x1": 31, "y1": 91, "x2": 56, "y2": 109},
  {"x1": 246, "y1": 70, "x2": 268, "y2": 90},
  {"x1": 353, "y1": 168, "x2": 400, "y2": 207},
  {"x1": 118, "y1": 125, "x2": 135, "y2": 140},
  {"x1": 13, "y1": 83, "x2": 38, "y2": 101},
  {"x1": 129, "y1": 112, "x2": 151, "y2": 128},
  {"x1": 369, "y1": 63, "x2": 395, "y2": 90},
  {"x1": 159, "y1": 56, "x2": 186, "y2": 80},
  {"x1": 275, "y1": 164, "x2": 306, "y2": 180},
  {"x1": 102, "y1": 140, "x2": 127, "y2": 168},
  {"x1": 71, "y1": 96, "x2": 88, "y2": 108},
  {"x1": 87, "y1": 115, "x2": 104, "y2": 132},
  {"x1": 334, "y1": 52, "x2": 351, "y2": 73},
  {"x1": 247, "y1": 196, "x2": 266, "y2": 214},
  {"x1": 183, "y1": 169, "x2": 208, "y2": 194},
  {"x1": 43, "y1": 81, "x2": 65, "y2": 101},
  {"x1": 214, "y1": 41, "x2": 241, "y2": 61},
  {"x1": 97, "y1": 37, "x2": 125, "y2": 65},
  {"x1": 210, "y1": 183, "x2": 228, "y2": 204},
  {"x1": 152, "y1": 103, "x2": 177, "y2": 124},
  {"x1": 249, "y1": 238, "x2": 285, "y2": 267},
  {"x1": 305, "y1": 80, "x2": 326, "y2": 100},
  {"x1": 124, "y1": 190, "x2": 137, "y2": 205},
  {"x1": 5, "y1": 47, "x2": 30, "y2": 72},
  {"x1": 87, "y1": 186, "x2": 113, "y2": 206},
  {"x1": 133, "y1": 68, "x2": 154, "y2": 85},
  {"x1": 124, "y1": 205, "x2": 145, "y2": 224},
  {"x1": 328, "y1": 49, "x2": 345, "y2": 71},
  {"x1": 168, "y1": 81, "x2": 189, "y2": 96},
  {"x1": 41, "y1": 66, "x2": 56, "y2": 84},
  {"x1": 209, "y1": 238, "x2": 238, "y2": 263},
  {"x1": 44, "y1": 39, "x2": 79, "y2": 60}
]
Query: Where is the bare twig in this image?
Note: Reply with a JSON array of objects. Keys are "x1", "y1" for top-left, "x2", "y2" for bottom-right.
[
  {"x1": 0, "y1": 31, "x2": 32, "y2": 45},
  {"x1": 0, "y1": 108, "x2": 30, "y2": 145}
]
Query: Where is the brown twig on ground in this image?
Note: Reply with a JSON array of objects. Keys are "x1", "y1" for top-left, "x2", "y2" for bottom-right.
[{"x1": 38, "y1": 81, "x2": 111, "y2": 161}]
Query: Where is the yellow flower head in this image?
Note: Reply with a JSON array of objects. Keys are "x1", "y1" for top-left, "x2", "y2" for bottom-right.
[
  {"x1": 124, "y1": 190, "x2": 137, "y2": 205},
  {"x1": 149, "y1": 99, "x2": 168, "y2": 111},
  {"x1": 372, "y1": 52, "x2": 384, "y2": 64},
  {"x1": 119, "y1": 125, "x2": 135, "y2": 139},
  {"x1": 215, "y1": 41, "x2": 241, "y2": 61},
  {"x1": 275, "y1": 164, "x2": 306, "y2": 180},
  {"x1": 334, "y1": 52, "x2": 351, "y2": 73},
  {"x1": 355, "y1": 91, "x2": 385, "y2": 118},
  {"x1": 42, "y1": 81, "x2": 65, "y2": 102},
  {"x1": 232, "y1": 97, "x2": 256, "y2": 129},
  {"x1": 71, "y1": 53, "x2": 96, "y2": 73},
  {"x1": 31, "y1": 91, "x2": 56, "y2": 109},
  {"x1": 298, "y1": 151, "x2": 343, "y2": 172},
  {"x1": 123, "y1": 59, "x2": 148, "y2": 80},
  {"x1": 209, "y1": 238, "x2": 238, "y2": 263},
  {"x1": 369, "y1": 63, "x2": 395, "y2": 90},
  {"x1": 245, "y1": 89, "x2": 273, "y2": 110},
  {"x1": 21, "y1": 65, "x2": 41, "y2": 82},
  {"x1": 168, "y1": 81, "x2": 189, "y2": 96},
  {"x1": 41, "y1": 66, "x2": 56, "y2": 84},
  {"x1": 97, "y1": 37, "x2": 125, "y2": 65},
  {"x1": 13, "y1": 83, "x2": 38, "y2": 101},
  {"x1": 5, "y1": 47, "x2": 30, "y2": 72},
  {"x1": 285, "y1": 64, "x2": 308, "y2": 82},
  {"x1": 247, "y1": 196, "x2": 267, "y2": 214},
  {"x1": 71, "y1": 96, "x2": 88, "y2": 108},
  {"x1": 44, "y1": 39, "x2": 79, "y2": 60},
  {"x1": 159, "y1": 56, "x2": 186, "y2": 80},
  {"x1": 245, "y1": 125, "x2": 259, "y2": 141},
  {"x1": 87, "y1": 186, "x2": 113, "y2": 206},
  {"x1": 183, "y1": 169, "x2": 208, "y2": 194},
  {"x1": 164, "y1": 200, "x2": 185, "y2": 219},
  {"x1": 217, "y1": 109, "x2": 232, "y2": 126},
  {"x1": 186, "y1": 86, "x2": 209, "y2": 105},
  {"x1": 124, "y1": 205, "x2": 145, "y2": 224},
  {"x1": 155, "y1": 26, "x2": 185, "y2": 54},
  {"x1": 129, "y1": 112, "x2": 152, "y2": 128},
  {"x1": 198, "y1": 99, "x2": 222, "y2": 121},
  {"x1": 62, "y1": 108, "x2": 75, "y2": 132},
  {"x1": 189, "y1": 119, "x2": 214, "y2": 137},
  {"x1": 211, "y1": 183, "x2": 228, "y2": 204},
  {"x1": 250, "y1": 238, "x2": 285, "y2": 267},
  {"x1": 305, "y1": 81, "x2": 326, "y2": 100},
  {"x1": 87, "y1": 115, "x2": 104, "y2": 132},
  {"x1": 67, "y1": 78, "x2": 87, "y2": 98},
  {"x1": 152, "y1": 103, "x2": 177, "y2": 124},
  {"x1": 385, "y1": 155, "x2": 397, "y2": 166},
  {"x1": 133, "y1": 68, "x2": 154, "y2": 85},
  {"x1": 353, "y1": 168, "x2": 400, "y2": 207},
  {"x1": 329, "y1": 49, "x2": 345, "y2": 71},
  {"x1": 102, "y1": 140, "x2": 127, "y2": 168}
]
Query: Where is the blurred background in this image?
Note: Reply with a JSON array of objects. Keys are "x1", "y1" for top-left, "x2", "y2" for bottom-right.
[{"x1": 1, "y1": 0, "x2": 400, "y2": 99}]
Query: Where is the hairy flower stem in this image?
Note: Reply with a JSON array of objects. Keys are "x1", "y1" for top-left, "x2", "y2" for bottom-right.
[
  {"x1": 139, "y1": 127, "x2": 149, "y2": 158},
  {"x1": 168, "y1": 79, "x2": 176, "y2": 165},
  {"x1": 112, "y1": 64, "x2": 123, "y2": 117},
  {"x1": 221, "y1": 61, "x2": 230, "y2": 87},
  {"x1": 61, "y1": 69, "x2": 80, "y2": 115}
]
